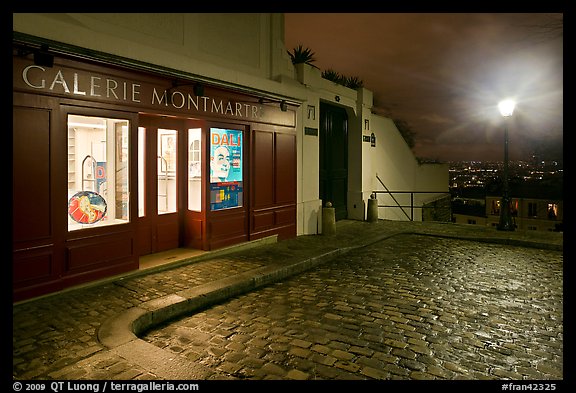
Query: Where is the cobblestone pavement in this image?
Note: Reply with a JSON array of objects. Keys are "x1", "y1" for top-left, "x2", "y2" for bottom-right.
[
  {"x1": 142, "y1": 235, "x2": 563, "y2": 380},
  {"x1": 12, "y1": 220, "x2": 564, "y2": 383}
]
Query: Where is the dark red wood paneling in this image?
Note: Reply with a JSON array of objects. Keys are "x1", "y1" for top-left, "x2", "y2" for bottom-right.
[
  {"x1": 253, "y1": 211, "x2": 275, "y2": 230},
  {"x1": 13, "y1": 248, "x2": 54, "y2": 286},
  {"x1": 184, "y1": 213, "x2": 204, "y2": 249},
  {"x1": 137, "y1": 223, "x2": 153, "y2": 256},
  {"x1": 208, "y1": 212, "x2": 248, "y2": 250},
  {"x1": 274, "y1": 207, "x2": 296, "y2": 225},
  {"x1": 13, "y1": 107, "x2": 51, "y2": 243},
  {"x1": 252, "y1": 130, "x2": 274, "y2": 207},
  {"x1": 156, "y1": 218, "x2": 180, "y2": 251},
  {"x1": 66, "y1": 234, "x2": 134, "y2": 273},
  {"x1": 275, "y1": 133, "x2": 296, "y2": 204}
]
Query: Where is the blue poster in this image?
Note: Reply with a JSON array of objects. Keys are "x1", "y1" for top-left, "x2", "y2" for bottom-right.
[
  {"x1": 210, "y1": 128, "x2": 242, "y2": 183},
  {"x1": 210, "y1": 128, "x2": 243, "y2": 210}
]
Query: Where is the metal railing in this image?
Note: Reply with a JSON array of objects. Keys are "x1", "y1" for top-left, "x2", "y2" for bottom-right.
[{"x1": 373, "y1": 175, "x2": 451, "y2": 222}]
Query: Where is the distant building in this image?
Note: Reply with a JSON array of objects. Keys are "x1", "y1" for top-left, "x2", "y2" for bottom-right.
[{"x1": 452, "y1": 183, "x2": 563, "y2": 232}]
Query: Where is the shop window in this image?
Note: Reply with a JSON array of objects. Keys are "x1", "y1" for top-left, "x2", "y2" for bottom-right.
[
  {"x1": 138, "y1": 127, "x2": 146, "y2": 217},
  {"x1": 158, "y1": 129, "x2": 177, "y2": 214},
  {"x1": 210, "y1": 128, "x2": 243, "y2": 211},
  {"x1": 67, "y1": 114, "x2": 129, "y2": 231},
  {"x1": 188, "y1": 128, "x2": 202, "y2": 211}
]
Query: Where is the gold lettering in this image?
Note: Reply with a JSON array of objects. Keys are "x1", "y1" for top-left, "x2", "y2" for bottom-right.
[
  {"x1": 201, "y1": 96, "x2": 210, "y2": 111},
  {"x1": 152, "y1": 88, "x2": 168, "y2": 106},
  {"x1": 132, "y1": 83, "x2": 141, "y2": 102},
  {"x1": 171, "y1": 91, "x2": 185, "y2": 108},
  {"x1": 188, "y1": 93, "x2": 199, "y2": 110},
  {"x1": 22, "y1": 65, "x2": 45, "y2": 89},
  {"x1": 212, "y1": 99, "x2": 223, "y2": 114},
  {"x1": 49, "y1": 70, "x2": 70, "y2": 93},
  {"x1": 90, "y1": 77, "x2": 101, "y2": 97},
  {"x1": 225, "y1": 101, "x2": 233, "y2": 115},
  {"x1": 235, "y1": 102, "x2": 242, "y2": 117},
  {"x1": 73, "y1": 73, "x2": 86, "y2": 95},
  {"x1": 107, "y1": 79, "x2": 119, "y2": 99}
]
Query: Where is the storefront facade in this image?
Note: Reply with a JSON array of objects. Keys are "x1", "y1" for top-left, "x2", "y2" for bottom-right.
[
  {"x1": 13, "y1": 47, "x2": 298, "y2": 302},
  {"x1": 13, "y1": 13, "x2": 450, "y2": 303}
]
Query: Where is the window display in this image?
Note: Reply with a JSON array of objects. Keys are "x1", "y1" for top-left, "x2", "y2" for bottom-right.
[
  {"x1": 210, "y1": 128, "x2": 243, "y2": 211},
  {"x1": 188, "y1": 128, "x2": 202, "y2": 212},
  {"x1": 67, "y1": 114, "x2": 130, "y2": 231},
  {"x1": 157, "y1": 129, "x2": 177, "y2": 214},
  {"x1": 138, "y1": 127, "x2": 146, "y2": 217}
]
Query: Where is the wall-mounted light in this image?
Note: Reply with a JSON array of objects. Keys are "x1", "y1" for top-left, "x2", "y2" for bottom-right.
[
  {"x1": 34, "y1": 44, "x2": 54, "y2": 68},
  {"x1": 193, "y1": 83, "x2": 204, "y2": 97},
  {"x1": 335, "y1": 95, "x2": 340, "y2": 102},
  {"x1": 257, "y1": 97, "x2": 292, "y2": 111}
]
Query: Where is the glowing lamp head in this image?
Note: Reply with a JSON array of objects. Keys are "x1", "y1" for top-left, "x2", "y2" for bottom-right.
[{"x1": 498, "y1": 99, "x2": 516, "y2": 117}]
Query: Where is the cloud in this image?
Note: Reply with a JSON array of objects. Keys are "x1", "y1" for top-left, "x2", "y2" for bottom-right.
[{"x1": 285, "y1": 13, "x2": 563, "y2": 162}]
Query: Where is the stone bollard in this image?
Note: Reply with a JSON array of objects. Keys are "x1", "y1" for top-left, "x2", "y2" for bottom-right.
[
  {"x1": 366, "y1": 193, "x2": 379, "y2": 223},
  {"x1": 322, "y1": 201, "x2": 336, "y2": 235}
]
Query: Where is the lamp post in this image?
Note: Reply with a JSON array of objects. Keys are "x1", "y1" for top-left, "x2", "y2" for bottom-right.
[{"x1": 497, "y1": 99, "x2": 516, "y2": 231}]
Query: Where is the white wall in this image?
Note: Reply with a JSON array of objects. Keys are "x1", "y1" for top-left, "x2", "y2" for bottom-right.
[{"x1": 367, "y1": 116, "x2": 448, "y2": 221}]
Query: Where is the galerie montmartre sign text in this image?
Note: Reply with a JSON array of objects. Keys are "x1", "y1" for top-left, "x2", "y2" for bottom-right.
[{"x1": 17, "y1": 62, "x2": 290, "y2": 124}]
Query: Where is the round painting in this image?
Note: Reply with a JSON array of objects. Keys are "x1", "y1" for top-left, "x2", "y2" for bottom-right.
[{"x1": 68, "y1": 191, "x2": 107, "y2": 224}]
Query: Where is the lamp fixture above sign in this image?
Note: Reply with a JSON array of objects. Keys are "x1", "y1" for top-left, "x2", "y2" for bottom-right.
[
  {"x1": 17, "y1": 44, "x2": 54, "y2": 68},
  {"x1": 34, "y1": 45, "x2": 54, "y2": 68},
  {"x1": 166, "y1": 80, "x2": 205, "y2": 97},
  {"x1": 259, "y1": 97, "x2": 289, "y2": 111}
]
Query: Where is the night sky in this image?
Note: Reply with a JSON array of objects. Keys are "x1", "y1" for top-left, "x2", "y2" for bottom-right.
[{"x1": 285, "y1": 13, "x2": 563, "y2": 163}]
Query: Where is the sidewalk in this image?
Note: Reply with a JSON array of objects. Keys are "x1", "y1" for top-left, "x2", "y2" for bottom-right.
[{"x1": 13, "y1": 220, "x2": 563, "y2": 380}]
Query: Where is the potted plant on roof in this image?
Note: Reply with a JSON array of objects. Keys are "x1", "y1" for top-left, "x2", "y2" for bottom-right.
[{"x1": 288, "y1": 44, "x2": 321, "y2": 85}]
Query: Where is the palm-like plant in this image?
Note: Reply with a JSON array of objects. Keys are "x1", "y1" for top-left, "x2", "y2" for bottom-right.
[
  {"x1": 321, "y1": 69, "x2": 344, "y2": 84},
  {"x1": 288, "y1": 45, "x2": 319, "y2": 68},
  {"x1": 322, "y1": 70, "x2": 364, "y2": 89},
  {"x1": 344, "y1": 75, "x2": 364, "y2": 89}
]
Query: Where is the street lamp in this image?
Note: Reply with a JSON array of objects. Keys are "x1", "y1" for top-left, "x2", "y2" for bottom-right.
[{"x1": 497, "y1": 98, "x2": 516, "y2": 231}]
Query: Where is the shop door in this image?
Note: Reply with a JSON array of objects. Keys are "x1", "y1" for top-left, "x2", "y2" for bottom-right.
[
  {"x1": 137, "y1": 116, "x2": 205, "y2": 255},
  {"x1": 319, "y1": 102, "x2": 348, "y2": 220}
]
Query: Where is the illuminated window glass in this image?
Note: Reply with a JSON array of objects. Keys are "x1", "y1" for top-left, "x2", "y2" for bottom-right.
[
  {"x1": 138, "y1": 127, "x2": 146, "y2": 217},
  {"x1": 158, "y1": 129, "x2": 177, "y2": 214},
  {"x1": 547, "y1": 203, "x2": 558, "y2": 219},
  {"x1": 67, "y1": 114, "x2": 129, "y2": 231},
  {"x1": 188, "y1": 128, "x2": 202, "y2": 212}
]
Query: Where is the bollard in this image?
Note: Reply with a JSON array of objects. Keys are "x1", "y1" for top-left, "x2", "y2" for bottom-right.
[
  {"x1": 367, "y1": 193, "x2": 379, "y2": 223},
  {"x1": 322, "y1": 201, "x2": 336, "y2": 235}
]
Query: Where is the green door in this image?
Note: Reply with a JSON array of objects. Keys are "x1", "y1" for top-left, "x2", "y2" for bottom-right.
[{"x1": 319, "y1": 102, "x2": 348, "y2": 220}]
